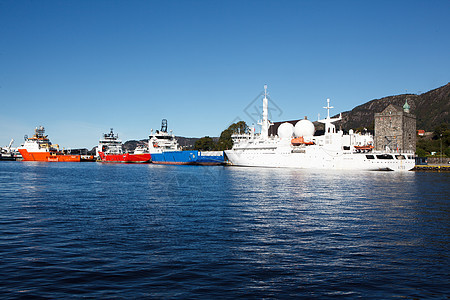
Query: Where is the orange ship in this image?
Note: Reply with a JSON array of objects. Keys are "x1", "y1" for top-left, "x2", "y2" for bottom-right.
[{"x1": 18, "y1": 126, "x2": 81, "y2": 162}]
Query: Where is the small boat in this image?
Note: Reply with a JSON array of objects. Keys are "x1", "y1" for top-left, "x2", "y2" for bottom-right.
[
  {"x1": 353, "y1": 144, "x2": 375, "y2": 152},
  {"x1": 97, "y1": 128, "x2": 151, "y2": 163},
  {"x1": 291, "y1": 136, "x2": 314, "y2": 145},
  {"x1": 18, "y1": 126, "x2": 80, "y2": 162}
]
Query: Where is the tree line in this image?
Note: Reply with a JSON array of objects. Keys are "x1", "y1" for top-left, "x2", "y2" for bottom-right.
[{"x1": 416, "y1": 123, "x2": 450, "y2": 158}]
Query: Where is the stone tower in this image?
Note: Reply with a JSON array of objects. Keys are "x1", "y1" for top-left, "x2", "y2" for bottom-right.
[{"x1": 374, "y1": 99, "x2": 416, "y2": 152}]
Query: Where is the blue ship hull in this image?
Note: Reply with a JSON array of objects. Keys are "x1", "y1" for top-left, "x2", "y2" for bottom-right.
[{"x1": 151, "y1": 150, "x2": 224, "y2": 165}]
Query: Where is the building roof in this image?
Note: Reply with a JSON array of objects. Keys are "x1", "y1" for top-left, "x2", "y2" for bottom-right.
[{"x1": 379, "y1": 104, "x2": 403, "y2": 115}]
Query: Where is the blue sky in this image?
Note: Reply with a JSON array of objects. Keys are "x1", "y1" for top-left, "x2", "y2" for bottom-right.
[{"x1": 1, "y1": 0, "x2": 449, "y2": 148}]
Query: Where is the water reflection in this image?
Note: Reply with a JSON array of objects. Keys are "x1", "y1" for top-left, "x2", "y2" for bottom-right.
[{"x1": 220, "y1": 168, "x2": 432, "y2": 270}]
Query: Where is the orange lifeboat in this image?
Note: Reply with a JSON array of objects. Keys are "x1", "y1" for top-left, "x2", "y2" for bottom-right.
[
  {"x1": 291, "y1": 137, "x2": 314, "y2": 146},
  {"x1": 354, "y1": 145, "x2": 374, "y2": 151}
]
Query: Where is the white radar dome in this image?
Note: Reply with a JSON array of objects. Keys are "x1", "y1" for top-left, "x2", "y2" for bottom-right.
[
  {"x1": 277, "y1": 122, "x2": 294, "y2": 139},
  {"x1": 294, "y1": 119, "x2": 315, "y2": 137}
]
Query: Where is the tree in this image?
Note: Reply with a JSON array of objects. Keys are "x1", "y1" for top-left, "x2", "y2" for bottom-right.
[
  {"x1": 194, "y1": 136, "x2": 216, "y2": 151},
  {"x1": 415, "y1": 148, "x2": 427, "y2": 157},
  {"x1": 432, "y1": 123, "x2": 448, "y2": 139},
  {"x1": 216, "y1": 121, "x2": 248, "y2": 150}
]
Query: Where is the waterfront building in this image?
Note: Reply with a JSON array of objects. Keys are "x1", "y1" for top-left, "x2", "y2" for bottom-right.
[{"x1": 374, "y1": 99, "x2": 416, "y2": 152}]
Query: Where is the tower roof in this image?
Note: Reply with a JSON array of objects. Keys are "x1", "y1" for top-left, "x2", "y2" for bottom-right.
[{"x1": 403, "y1": 99, "x2": 410, "y2": 112}]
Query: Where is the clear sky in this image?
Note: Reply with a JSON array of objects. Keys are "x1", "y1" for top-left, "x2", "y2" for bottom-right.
[{"x1": 1, "y1": 0, "x2": 449, "y2": 149}]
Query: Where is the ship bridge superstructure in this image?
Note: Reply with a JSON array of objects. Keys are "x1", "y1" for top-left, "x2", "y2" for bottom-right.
[
  {"x1": 97, "y1": 128, "x2": 123, "y2": 156},
  {"x1": 149, "y1": 119, "x2": 180, "y2": 153},
  {"x1": 22, "y1": 126, "x2": 59, "y2": 152}
]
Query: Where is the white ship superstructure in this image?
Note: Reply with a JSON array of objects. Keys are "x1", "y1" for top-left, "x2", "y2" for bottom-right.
[
  {"x1": 96, "y1": 128, "x2": 123, "y2": 157},
  {"x1": 225, "y1": 85, "x2": 415, "y2": 171},
  {"x1": 148, "y1": 119, "x2": 180, "y2": 155}
]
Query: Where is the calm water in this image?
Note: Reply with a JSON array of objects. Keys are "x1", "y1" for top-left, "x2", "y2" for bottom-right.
[{"x1": 0, "y1": 162, "x2": 448, "y2": 298}]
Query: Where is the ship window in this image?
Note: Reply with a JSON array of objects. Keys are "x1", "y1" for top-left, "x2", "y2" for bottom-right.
[
  {"x1": 395, "y1": 155, "x2": 405, "y2": 160},
  {"x1": 343, "y1": 146, "x2": 350, "y2": 150},
  {"x1": 376, "y1": 154, "x2": 394, "y2": 159},
  {"x1": 366, "y1": 155, "x2": 375, "y2": 159}
]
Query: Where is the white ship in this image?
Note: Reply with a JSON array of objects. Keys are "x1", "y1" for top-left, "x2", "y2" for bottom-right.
[{"x1": 225, "y1": 85, "x2": 415, "y2": 171}]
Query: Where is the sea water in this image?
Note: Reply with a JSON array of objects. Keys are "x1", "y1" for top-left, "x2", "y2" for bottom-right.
[{"x1": 0, "y1": 161, "x2": 448, "y2": 298}]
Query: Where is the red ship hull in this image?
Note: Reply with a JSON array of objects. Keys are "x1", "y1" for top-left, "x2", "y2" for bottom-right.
[{"x1": 98, "y1": 152, "x2": 151, "y2": 163}]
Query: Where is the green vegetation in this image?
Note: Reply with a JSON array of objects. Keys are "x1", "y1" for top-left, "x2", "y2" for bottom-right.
[
  {"x1": 194, "y1": 121, "x2": 248, "y2": 151},
  {"x1": 194, "y1": 136, "x2": 216, "y2": 151},
  {"x1": 216, "y1": 121, "x2": 248, "y2": 151},
  {"x1": 416, "y1": 123, "x2": 450, "y2": 158}
]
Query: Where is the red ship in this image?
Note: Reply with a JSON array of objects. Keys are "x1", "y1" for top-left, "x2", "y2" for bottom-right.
[{"x1": 97, "y1": 128, "x2": 151, "y2": 163}]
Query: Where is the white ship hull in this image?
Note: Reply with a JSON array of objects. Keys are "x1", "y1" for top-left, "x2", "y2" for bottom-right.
[{"x1": 225, "y1": 148, "x2": 415, "y2": 171}]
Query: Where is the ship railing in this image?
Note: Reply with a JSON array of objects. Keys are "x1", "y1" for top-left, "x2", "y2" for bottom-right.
[
  {"x1": 383, "y1": 149, "x2": 415, "y2": 154},
  {"x1": 231, "y1": 133, "x2": 254, "y2": 139},
  {"x1": 374, "y1": 149, "x2": 416, "y2": 156}
]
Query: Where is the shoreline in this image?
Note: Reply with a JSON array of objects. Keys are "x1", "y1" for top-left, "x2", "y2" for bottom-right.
[{"x1": 413, "y1": 164, "x2": 450, "y2": 172}]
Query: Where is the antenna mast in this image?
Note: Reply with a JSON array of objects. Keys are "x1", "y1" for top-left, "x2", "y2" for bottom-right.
[
  {"x1": 323, "y1": 98, "x2": 333, "y2": 119},
  {"x1": 259, "y1": 84, "x2": 270, "y2": 139}
]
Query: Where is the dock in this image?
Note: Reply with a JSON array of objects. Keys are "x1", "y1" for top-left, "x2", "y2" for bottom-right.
[{"x1": 413, "y1": 164, "x2": 450, "y2": 172}]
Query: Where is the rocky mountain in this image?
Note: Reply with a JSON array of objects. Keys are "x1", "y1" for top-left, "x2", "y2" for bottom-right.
[
  {"x1": 336, "y1": 82, "x2": 450, "y2": 132},
  {"x1": 123, "y1": 140, "x2": 147, "y2": 152}
]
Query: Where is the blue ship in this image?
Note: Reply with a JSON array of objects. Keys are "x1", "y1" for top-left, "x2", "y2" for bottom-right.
[
  {"x1": 149, "y1": 119, "x2": 224, "y2": 165},
  {"x1": 150, "y1": 150, "x2": 224, "y2": 165}
]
